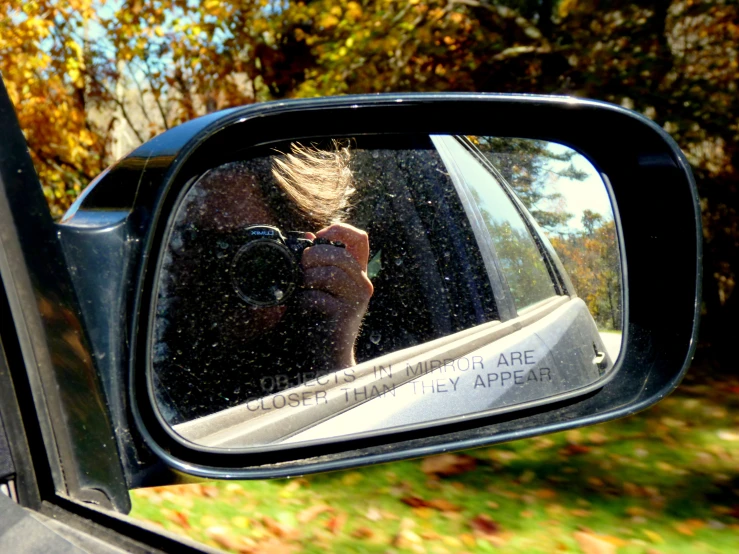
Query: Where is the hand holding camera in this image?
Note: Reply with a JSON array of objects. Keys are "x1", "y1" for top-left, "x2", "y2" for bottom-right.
[
  {"x1": 230, "y1": 225, "x2": 347, "y2": 307},
  {"x1": 230, "y1": 223, "x2": 373, "y2": 367},
  {"x1": 301, "y1": 222, "x2": 374, "y2": 367}
]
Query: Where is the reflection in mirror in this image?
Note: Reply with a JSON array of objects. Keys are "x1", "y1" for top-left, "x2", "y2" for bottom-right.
[{"x1": 150, "y1": 135, "x2": 622, "y2": 449}]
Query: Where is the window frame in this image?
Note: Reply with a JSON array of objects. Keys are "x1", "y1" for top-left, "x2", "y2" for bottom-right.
[{"x1": 433, "y1": 135, "x2": 569, "y2": 320}]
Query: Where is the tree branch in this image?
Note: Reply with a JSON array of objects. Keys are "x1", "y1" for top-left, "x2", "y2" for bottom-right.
[{"x1": 144, "y1": 60, "x2": 171, "y2": 130}]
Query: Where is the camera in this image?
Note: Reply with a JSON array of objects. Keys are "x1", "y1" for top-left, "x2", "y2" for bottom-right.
[{"x1": 230, "y1": 225, "x2": 345, "y2": 307}]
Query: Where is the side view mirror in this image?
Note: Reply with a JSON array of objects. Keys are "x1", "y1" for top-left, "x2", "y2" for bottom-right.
[
  {"x1": 153, "y1": 134, "x2": 618, "y2": 450},
  {"x1": 58, "y1": 94, "x2": 700, "y2": 482}
]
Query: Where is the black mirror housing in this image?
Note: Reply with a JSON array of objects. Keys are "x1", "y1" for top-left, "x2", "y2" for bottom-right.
[{"x1": 58, "y1": 94, "x2": 701, "y2": 483}]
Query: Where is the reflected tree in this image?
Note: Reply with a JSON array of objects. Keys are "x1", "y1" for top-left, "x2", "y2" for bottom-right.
[
  {"x1": 471, "y1": 137, "x2": 585, "y2": 233},
  {"x1": 551, "y1": 216, "x2": 621, "y2": 330}
]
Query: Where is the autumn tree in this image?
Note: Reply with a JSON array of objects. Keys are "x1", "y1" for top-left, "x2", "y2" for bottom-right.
[
  {"x1": 551, "y1": 215, "x2": 621, "y2": 330},
  {"x1": 473, "y1": 136, "x2": 584, "y2": 232},
  {"x1": 2, "y1": 0, "x2": 738, "y2": 359},
  {"x1": 0, "y1": 0, "x2": 109, "y2": 217}
]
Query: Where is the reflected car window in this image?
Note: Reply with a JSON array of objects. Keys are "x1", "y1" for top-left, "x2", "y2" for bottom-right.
[{"x1": 437, "y1": 136, "x2": 557, "y2": 310}]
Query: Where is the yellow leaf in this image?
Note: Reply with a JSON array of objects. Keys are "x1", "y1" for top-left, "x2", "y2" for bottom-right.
[
  {"x1": 342, "y1": 472, "x2": 363, "y2": 486},
  {"x1": 200, "y1": 515, "x2": 219, "y2": 527},
  {"x1": 625, "y1": 506, "x2": 648, "y2": 517},
  {"x1": 320, "y1": 14, "x2": 339, "y2": 28},
  {"x1": 346, "y1": 2, "x2": 363, "y2": 21},
  {"x1": 643, "y1": 529, "x2": 664, "y2": 543},
  {"x1": 412, "y1": 507, "x2": 434, "y2": 519},
  {"x1": 717, "y1": 430, "x2": 739, "y2": 441},
  {"x1": 573, "y1": 532, "x2": 616, "y2": 554},
  {"x1": 441, "y1": 535, "x2": 462, "y2": 547}
]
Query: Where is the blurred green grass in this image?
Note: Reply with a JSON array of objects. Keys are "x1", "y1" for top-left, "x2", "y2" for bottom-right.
[{"x1": 130, "y1": 366, "x2": 739, "y2": 553}]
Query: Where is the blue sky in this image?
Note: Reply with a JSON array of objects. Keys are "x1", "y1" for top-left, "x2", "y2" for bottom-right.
[{"x1": 539, "y1": 144, "x2": 615, "y2": 233}]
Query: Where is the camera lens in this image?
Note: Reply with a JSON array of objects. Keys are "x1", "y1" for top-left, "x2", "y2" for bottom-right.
[{"x1": 231, "y1": 241, "x2": 299, "y2": 306}]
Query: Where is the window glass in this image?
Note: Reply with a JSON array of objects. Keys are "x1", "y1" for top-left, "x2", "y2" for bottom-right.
[{"x1": 438, "y1": 137, "x2": 557, "y2": 310}]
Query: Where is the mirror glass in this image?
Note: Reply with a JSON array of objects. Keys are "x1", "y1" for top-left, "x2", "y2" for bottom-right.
[{"x1": 150, "y1": 135, "x2": 622, "y2": 448}]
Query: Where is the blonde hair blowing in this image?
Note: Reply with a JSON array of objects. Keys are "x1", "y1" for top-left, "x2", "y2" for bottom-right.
[{"x1": 271, "y1": 142, "x2": 354, "y2": 229}]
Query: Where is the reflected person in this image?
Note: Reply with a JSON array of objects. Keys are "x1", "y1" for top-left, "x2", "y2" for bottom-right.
[{"x1": 153, "y1": 144, "x2": 373, "y2": 424}]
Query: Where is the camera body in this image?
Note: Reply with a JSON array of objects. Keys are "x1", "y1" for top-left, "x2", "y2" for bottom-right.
[{"x1": 231, "y1": 225, "x2": 344, "y2": 307}]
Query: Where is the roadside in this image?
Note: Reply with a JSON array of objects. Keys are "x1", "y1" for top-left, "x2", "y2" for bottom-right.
[{"x1": 130, "y1": 362, "x2": 739, "y2": 553}]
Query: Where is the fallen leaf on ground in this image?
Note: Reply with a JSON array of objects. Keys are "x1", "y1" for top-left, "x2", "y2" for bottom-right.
[
  {"x1": 420, "y1": 454, "x2": 477, "y2": 477},
  {"x1": 400, "y1": 496, "x2": 428, "y2": 508},
  {"x1": 342, "y1": 472, "x2": 363, "y2": 486},
  {"x1": 297, "y1": 504, "x2": 333, "y2": 523},
  {"x1": 673, "y1": 522, "x2": 697, "y2": 536},
  {"x1": 351, "y1": 527, "x2": 374, "y2": 539},
  {"x1": 487, "y1": 449, "x2": 519, "y2": 462},
  {"x1": 393, "y1": 529, "x2": 423, "y2": 549},
  {"x1": 365, "y1": 507, "x2": 382, "y2": 521},
  {"x1": 201, "y1": 485, "x2": 219, "y2": 498},
  {"x1": 587, "y1": 477, "x2": 605, "y2": 488},
  {"x1": 560, "y1": 444, "x2": 592, "y2": 456},
  {"x1": 200, "y1": 515, "x2": 219, "y2": 527},
  {"x1": 231, "y1": 516, "x2": 250, "y2": 529},
  {"x1": 400, "y1": 496, "x2": 462, "y2": 512},
  {"x1": 427, "y1": 498, "x2": 462, "y2": 512},
  {"x1": 241, "y1": 538, "x2": 298, "y2": 554},
  {"x1": 599, "y1": 535, "x2": 628, "y2": 547},
  {"x1": 642, "y1": 529, "x2": 664, "y2": 543},
  {"x1": 535, "y1": 488, "x2": 558, "y2": 499},
  {"x1": 623, "y1": 482, "x2": 644, "y2": 497},
  {"x1": 325, "y1": 512, "x2": 348, "y2": 534},
  {"x1": 625, "y1": 506, "x2": 648, "y2": 517},
  {"x1": 519, "y1": 470, "x2": 536, "y2": 484},
  {"x1": 660, "y1": 417, "x2": 686, "y2": 428},
  {"x1": 588, "y1": 432, "x2": 608, "y2": 444},
  {"x1": 441, "y1": 535, "x2": 462, "y2": 547},
  {"x1": 412, "y1": 507, "x2": 434, "y2": 519},
  {"x1": 571, "y1": 509, "x2": 592, "y2": 517},
  {"x1": 281, "y1": 480, "x2": 302, "y2": 494},
  {"x1": 400, "y1": 517, "x2": 416, "y2": 530},
  {"x1": 262, "y1": 516, "x2": 299, "y2": 539},
  {"x1": 717, "y1": 430, "x2": 739, "y2": 441},
  {"x1": 206, "y1": 527, "x2": 244, "y2": 552},
  {"x1": 573, "y1": 531, "x2": 616, "y2": 554},
  {"x1": 469, "y1": 513, "x2": 500, "y2": 535},
  {"x1": 162, "y1": 509, "x2": 191, "y2": 529}
]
